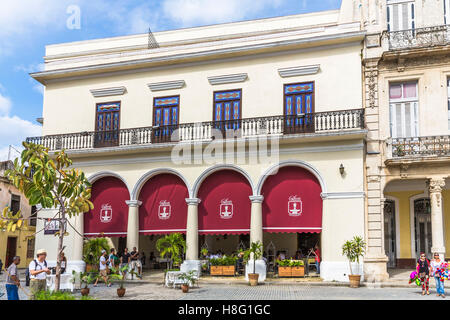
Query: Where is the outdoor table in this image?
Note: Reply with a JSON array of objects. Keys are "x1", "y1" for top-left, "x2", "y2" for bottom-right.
[
  {"x1": 165, "y1": 271, "x2": 184, "y2": 288},
  {"x1": 46, "y1": 274, "x2": 74, "y2": 292}
]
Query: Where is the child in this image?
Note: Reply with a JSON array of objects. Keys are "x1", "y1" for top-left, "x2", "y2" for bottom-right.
[{"x1": 416, "y1": 253, "x2": 430, "y2": 295}]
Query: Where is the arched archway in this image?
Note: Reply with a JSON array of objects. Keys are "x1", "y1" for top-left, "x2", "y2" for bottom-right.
[
  {"x1": 138, "y1": 173, "x2": 189, "y2": 235},
  {"x1": 84, "y1": 176, "x2": 130, "y2": 237},
  {"x1": 196, "y1": 169, "x2": 253, "y2": 255}
]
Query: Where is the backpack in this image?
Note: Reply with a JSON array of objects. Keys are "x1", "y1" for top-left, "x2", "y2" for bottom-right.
[{"x1": 33, "y1": 259, "x2": 47, "y2": 271}]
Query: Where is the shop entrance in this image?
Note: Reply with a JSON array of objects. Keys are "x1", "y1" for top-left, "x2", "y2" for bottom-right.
[{"x1": 414, "y1": 198, "x2": 432, "y2": 259}]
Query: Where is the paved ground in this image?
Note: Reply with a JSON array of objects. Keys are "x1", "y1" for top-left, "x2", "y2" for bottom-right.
[{"x1": 1, "y1": 282, "x2": 449, "y2": 300}]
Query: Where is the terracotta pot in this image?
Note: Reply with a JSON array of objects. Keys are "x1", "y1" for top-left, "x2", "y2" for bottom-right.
[
  {"x1": 348, "y1": 275, "x2": 361, "y2": 288},
  {"x1": 248, "y1": 273, "x2": 259, "y2": 286},
  {"x1": 117, "y1": 287, "x2": 126, "y2": 297},
  {"x1": 181, "y1": 284, "x2": 189, "y2": 293},
  {"x1": 81, "y1": 288, "x2": 90, "y2": 296}
]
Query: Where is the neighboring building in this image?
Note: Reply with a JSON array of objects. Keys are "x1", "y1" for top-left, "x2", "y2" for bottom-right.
[
  {"x1": 0, "y1": 161, "x2": 36, "y2": 269},
  {"x1": 29, "y1": 1, "x2": 367, "y2": 281},
  {"x1": 362, "y1": 0, "x2": 450, "y2": 280}
]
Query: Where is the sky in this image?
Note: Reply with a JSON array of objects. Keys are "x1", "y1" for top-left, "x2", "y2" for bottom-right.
[{"x1": 0, "y1": 0, "x2": 342, "y2": 161}]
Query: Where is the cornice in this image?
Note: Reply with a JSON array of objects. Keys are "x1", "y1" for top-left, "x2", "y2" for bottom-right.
[
  {"x1": 147, "y1": 80, "x2": 185, "y2": 91},
  {"x1": 278, "y1": 65, "x2": 320, "y2": 78},
  {"x1": 90, "y1": 86, "x2": 126, "y2": 97},
  {"x1": 207, "y1": 73, "x2": 248, "y2": 85}
]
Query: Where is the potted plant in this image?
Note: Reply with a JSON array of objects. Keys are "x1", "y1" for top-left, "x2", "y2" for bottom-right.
[
  {"x1": 109, "y1": 265, "x2": 138, "y2": 297},
  {"x1": 291, "y1": 260, "x2": 305, "y2": 277},
  {"x1": 222, "y1": 256, "x2": 238, "y2": 276},
  {"x1": 243, "y1": 241, "x2": 263, "y2": 286},
  {"x1": 200, "y1": 247, "x2": 208, "y2": 258},
  {"x1": 209, "y1": 257, "x2": 222, "y2": 276},
  {"x1": 342, "y1": 236, "x2": 366, "y2": 288},
  {"x1": 83, "y1": 238, "x2": 110, "y2": 273},
  {"x1": 156, "y1": 233, "x2": 186, "y2": 271},
  {"x1": 276, "y1": 259, "x2": 292, "y2": 277},
  {"x1": 178, "y1": 270, "x2": 197, "y2": 293}
]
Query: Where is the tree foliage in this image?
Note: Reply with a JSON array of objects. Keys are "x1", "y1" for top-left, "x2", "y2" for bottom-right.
[
  {"x1": 342, "y1": 236, "x2": 366, "y2": 275},
  {"x1": 156, "y1": 233, "x2": 186, "y2": 270}
]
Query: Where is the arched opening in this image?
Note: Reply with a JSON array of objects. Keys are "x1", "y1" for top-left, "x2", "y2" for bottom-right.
[
  {"x1": 197, "y1": 169, "x2": 252, "y2": 256},
  {"x1": 84, "y1": 176, "x2": 130, "y2": 242},
  {"x1": 260, "y1": 166, "x2": 323, "y2": 275},
  {"x1": 137, "y1": 173, "x2": 189, "y2": 270}
]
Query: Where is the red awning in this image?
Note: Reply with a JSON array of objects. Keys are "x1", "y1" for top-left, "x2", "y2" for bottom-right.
[
  {"x1": 139, "y1": 174, "x2": 189, "y2": 235},
  {"x1": 198, "y1": 170, "x2": 252, "y2": 235},
  {"x1": 84, "y1": 177, "x2": 130, "y2": 238},
  {"x1": 262, "y1": 166, "x2": 322, "y2": 233}
]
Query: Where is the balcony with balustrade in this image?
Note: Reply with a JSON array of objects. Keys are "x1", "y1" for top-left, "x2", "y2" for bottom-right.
[
  {"x1": 26, "y1": 109, "x2": 365, "y2": 153},
  {"x1": 384, "y1": 25, "x2": 450, "y2": 52},
  {"x1": 387, "y1": 135, "x2": 450, "y2": 161}
]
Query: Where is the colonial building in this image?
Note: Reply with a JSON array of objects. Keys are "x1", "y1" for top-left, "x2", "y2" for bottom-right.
[
  {"x1": 362, "y1": 0, "x2": 450, "y2": 280},
  {"x1": 30, "y1": 1, "x2": 367, "y2": 281},
  {"x1": 0, "y1": 161, "x2": 36, "y2": 269}
]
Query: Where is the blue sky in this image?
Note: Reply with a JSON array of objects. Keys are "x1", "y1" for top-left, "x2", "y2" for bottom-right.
[{"x1": 0, "y1": 0, "x2": 342, "y2": 160}]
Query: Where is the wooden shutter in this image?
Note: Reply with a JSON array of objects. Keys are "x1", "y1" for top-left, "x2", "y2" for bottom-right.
[{"x1": 387, "y1": 0, "x2": 415, "y2": 31}]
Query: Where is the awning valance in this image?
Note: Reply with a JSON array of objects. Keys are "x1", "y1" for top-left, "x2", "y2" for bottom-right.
[
  {"x1": 262, "y1": 166, "x2": 322, "y2": 233},
  {"x1": 139, "y1": 174, "x2": 188, "y2": 235},
  {"x1": 84, "y1": 177, "x2": 130, "y2": 238},
  {"x1": 198, "y1": 170, "x2": 252, "y2": 235}
]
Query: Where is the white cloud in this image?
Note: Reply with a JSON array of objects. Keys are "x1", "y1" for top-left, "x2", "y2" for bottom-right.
[
  {"x1": 0, "y1": 93, "x2": 12, "y2": 116},
  {"x1": 162, "y1": 0, "x2": 285, "y2": 26}
]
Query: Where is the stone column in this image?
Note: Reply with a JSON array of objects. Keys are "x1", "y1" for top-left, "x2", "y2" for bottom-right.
[
  {"x1": 185, "y1": 198, "x2": 200, "y2": 261},
  {"x1": 182, "y1": 198, "x2": 201, "y2": 272},
  {"x1": 249, "y1": 195, "x2": 264, "y2": 245},
  {"x1": 125, "y1": 200, "x2": 142, "y2": 251},
  {"x1": 429, "y1": 178, "x2": 446, "y2": 259},
  {"x1": 246, "y1": 195, "x2": 266, "y2": 282}
]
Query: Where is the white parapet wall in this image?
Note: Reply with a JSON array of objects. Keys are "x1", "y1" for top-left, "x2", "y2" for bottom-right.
[{"x1": 320, "y1": 261, "x2": 364, "y2": 282}]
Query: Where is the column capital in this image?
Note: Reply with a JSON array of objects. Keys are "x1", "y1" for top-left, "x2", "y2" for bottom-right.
[
  {"x1": 249, "y1": 195, "x2": 264, "y2": 203},
  {"x1": 125, "y1": 200, "x2": 142, "y2": 207},
  {"x1": 429, "y1": 178, "x2": 445, "y2": 194},
  {"x1": 186, "y1": 198, "x2": 201, "y2": 205}
]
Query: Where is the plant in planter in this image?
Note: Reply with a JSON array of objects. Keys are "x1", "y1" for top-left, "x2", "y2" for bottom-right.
[
  {"x1": 178, "y1": 270, "x2": 197, "y2": 293},
  {"x1": 342, "y1": 236, "x2": 366, "y2": 288},
  {"x1": 109, "y1": 265, "x2": 138, "y2": 297},
  {"x1": 72, "y1": 270, "x2": 97, "y2": 296},
  {"x1": 243, "y1": 241, "x2": 263, "y2": 286},
  {"x1": 200, "y1": 248, "x2": 208, "y2": 258},
  {"x1": 83, "y1": 238, "x2": 110, "y2": 273},
  {"x1": 209, "y1": 257, "x2": 223, "y2": 276}
]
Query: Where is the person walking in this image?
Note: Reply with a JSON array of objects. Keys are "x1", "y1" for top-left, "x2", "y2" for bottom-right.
[
  {"x1": 120, "y1": 248, "x2": 131, "y2": 277},
  {"x1": 430, "y1": 252, "x2": 446, "y2": 298},
  {"x1": 416, "y1": 252, "x2": 430, "y2": 295},
  {"x1": 29, "y1": 249, "x2": 51, "y2": 300},
  {"x1": 130, "y1": 247, "x2": 142, "y2": 278},
  {"x1": 5, "y1": 256, "x2": 21, "y2": 300},
  {"x1": 109, "y1": 248, "x2": 119, "y2": 270},
  {"x1": 94, "y1": 250, "x2": 111, "y2": 287}
]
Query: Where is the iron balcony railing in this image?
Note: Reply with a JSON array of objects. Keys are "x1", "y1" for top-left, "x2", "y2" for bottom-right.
[
  {"x1": 391, "y1": 135, "x2": 450, "y2": 158},
  {"x1": 26, "y1": 109, "x2": 365, "y2": 152},
  {"x1": 385, "y1": 25, "x2": 450, "y2": 51}
]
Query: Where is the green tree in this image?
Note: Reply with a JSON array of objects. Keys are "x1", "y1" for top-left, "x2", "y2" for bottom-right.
[
  {"x1": 156, "y1": 233, "x2": 186, "y2": 270},
  {"x1": 342, "y1": 236, "x2": 366, "y2": 275},
  {"x1": 0, "y1": 142, "x2": 93, "y2": 291},
  {"x1": 83, "y1": 238, "x2": 110, "y2": 267},
  {"x1": 243, "y1": 241, "x2": 263, "y2": 274}
]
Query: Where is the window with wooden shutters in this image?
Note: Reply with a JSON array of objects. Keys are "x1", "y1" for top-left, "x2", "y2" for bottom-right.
[
  {"x1": 152, "y1": 96, "x2": 180, "y2": 143},
  {"x1": 10, "y1": 194, "x2": 20, "y2": 215},
  {"x1": 283, "y1": 82, "x2": 315, "y2": 134},
  {"x1": 389, "y1": 82, "x2": 419, "y2": 138},
  {"x1": 387, "y1": 0, "x2": 415, "y2": 32},
  {"x1": 445, "y1": 0, "x2": 450, "y2": 24},
  {"x1": 94, "y1": 102, "x2": 120, "y2": 147},
  {"x1": 213, "y1": 89, "x2": 242, "y2": 136}
]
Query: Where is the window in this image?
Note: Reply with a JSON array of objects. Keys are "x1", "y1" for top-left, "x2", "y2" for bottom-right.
[
  {"x1": 94, "y1": 102, "x2": 121, "y2": 147},
  {"x1": 389, "y1": 82, "x2": 419, "y2": 138},
  {"x1": 10, "y1": 194, "x2": 20, "y2": 215},
  {"x1": 152, "y1": 96, "x2": 180, "y2": 142},
  {"x1": 447, "y1": 78, "x2": 450, "y2": 129},
  {"x1": 387, "y1": 0, "x2": 415, "y2": 32},
  {"x1": 284, "y1": 82, "x2": 315, "y2": 133},
  {"x1": 26, "y1": 238, "x2": 35, "y2": 258},
  {"x1": 30, "y1": 205, "x2": 37, "y2": 227},
  {"x1": 445, "y1": 0, "x2": 450, "y2": 25},
  {"x1": 213, "y1": 89, "x2": 242, "y2": 134}
]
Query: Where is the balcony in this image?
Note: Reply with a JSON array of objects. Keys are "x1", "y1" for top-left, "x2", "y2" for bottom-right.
[
  {"x1": 385, "y1": 25, "x2": 450, "y2": 51},
  {"x1": 26, "y1": 109, "x2": 365, "y2": 152},
  {"x1": 389, "y1": 135, "x2": 450, "y2": 159}
]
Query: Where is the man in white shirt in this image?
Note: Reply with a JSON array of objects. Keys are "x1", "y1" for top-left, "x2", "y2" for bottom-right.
[
  {"x1": 29, "y1": 248, "x2": 51, "y2": 300},
  {"x1": 94, "y1": 250, "x2": 111, "y2": 287}
]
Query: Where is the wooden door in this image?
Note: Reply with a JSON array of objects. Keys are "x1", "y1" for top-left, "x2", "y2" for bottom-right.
[
  {"x1": 94, "y1": 102, "x2": 121, "y2": 148},
  {"x1": 213, "y1": 89, "x2": 242, "y2": 138},
  {"x1": 284, "y1": 82, "x2": 315, "y2": 134},
  {"x1": 6, "y1": 237, "x2": 17, "y2": 268},
  {"x1": 152, "y1": 96, "x2": 180, "y2": 143}
]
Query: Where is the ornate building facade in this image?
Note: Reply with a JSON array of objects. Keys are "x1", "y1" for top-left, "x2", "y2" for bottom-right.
[{"x1": 361, "y1": 0, "x2": 450, "y2": 280}]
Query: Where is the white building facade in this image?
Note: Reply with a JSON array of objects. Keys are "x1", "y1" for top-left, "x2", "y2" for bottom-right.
[{"x1": 31, "y1": 1, "x2": 369, "y2": 282}]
